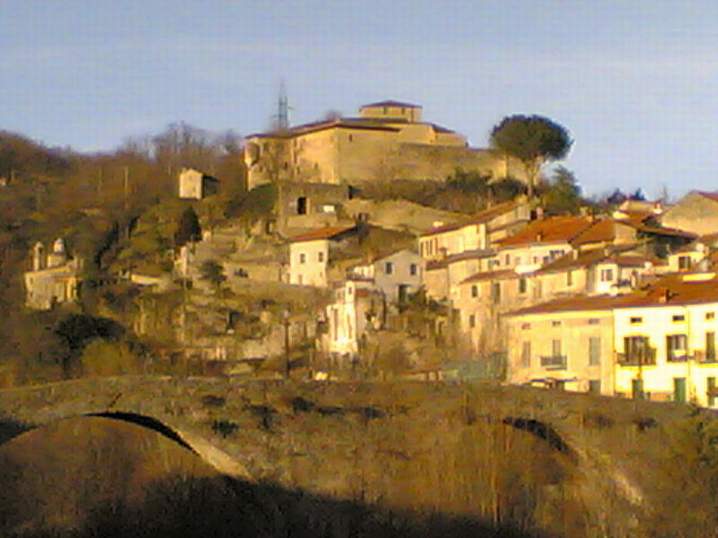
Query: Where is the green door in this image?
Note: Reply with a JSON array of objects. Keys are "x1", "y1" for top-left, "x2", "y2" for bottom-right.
[
  {"x1": 674, "y1": 377, "x2": 687, "y2": 403},
  {"x1": 632, "y1": 378, "x2": 644, "y2": 400}
]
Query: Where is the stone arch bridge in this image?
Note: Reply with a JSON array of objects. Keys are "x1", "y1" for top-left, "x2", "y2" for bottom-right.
[{"x1": 0, "y1": 376, "x2": 702, "y2": 530}]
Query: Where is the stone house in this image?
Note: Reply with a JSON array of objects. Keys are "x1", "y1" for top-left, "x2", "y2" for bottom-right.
[
  {"x1": 178, "y1": 168, "x2": 219, "y2": 200},
  {"x1": 244, "y1": 100, "x2": 523, "y2": 189},
  {"x1": 276, "y1": 181, "x2": 355, "y2": 236},
  {"x1": 660, "y1": 191, "x2": 718, "y2": 236},
  {"x1": 505, "y1": 296, "x2": 617, "y2": 394},
  {"x1": 24, "y1": 239, "x2": 82, "y2": 310},
  {"x1": 348, "y1": 248, "x2": 422, "y2": 303},
  {"x1": 288, "y1": 226, "x2": 357, "y2": 287}
]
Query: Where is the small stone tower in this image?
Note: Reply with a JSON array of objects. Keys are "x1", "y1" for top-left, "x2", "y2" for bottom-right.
[
  {"x1": 47, "y1": 238, "x2": 68, "y2": 269},
  {"x1": 31, "y1": 242, "x2": 46, "y2": 271}
]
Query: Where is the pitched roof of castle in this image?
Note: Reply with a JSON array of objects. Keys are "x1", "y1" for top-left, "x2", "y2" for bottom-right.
[{"x1": 360, "y1": 100, "x2": 422, "y2": 109}]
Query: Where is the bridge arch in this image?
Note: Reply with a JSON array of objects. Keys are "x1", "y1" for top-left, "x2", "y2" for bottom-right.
[{"x1": 0, "y1": 411, "x2": 251, "y2": 479}]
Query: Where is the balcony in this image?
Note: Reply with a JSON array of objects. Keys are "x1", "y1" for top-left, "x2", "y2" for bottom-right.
[
  {"x1": 540, "y1": 355, "x2": 567, "y2": 370},
  {"x1": 617, "y1": 348, "x2": 656, "y2": 366},
  {"x1": 667, "y1": 349, "x2": 690, "y2": 363},
  {"x1": 695, "y1": 350, "x2": 718, "y2": 364}
]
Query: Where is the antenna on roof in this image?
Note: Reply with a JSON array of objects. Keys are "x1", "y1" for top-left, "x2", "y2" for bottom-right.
[{"x1": 272, "y1": 81, "x2": 292, "y2": 131}]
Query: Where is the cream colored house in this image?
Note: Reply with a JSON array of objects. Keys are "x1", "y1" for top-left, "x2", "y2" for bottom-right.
[
  {"x1": 178, "y1": 168, "x2": 219, "y2": 200},
  {"x1": 349, "y1": 248, "x2": 422, "y2": 303},
  {"x1": 288, "y1": 226, "x2": 356, "y2": 287},
  {"x1": 418, "y1": 201, "x2": 530, "y2": 262},
  {"x1": 24, "y1": 239, "x2": 82, "y2": 310},
  {"x1": 423, "y1": 249, "x2": 495, "y2": 302},
  {"x1": 505, "y1": 298, "x2": 616, "y2": 394},
  {"x1": 505, "y1": 273, "x2": 718, "y2": 407},
  {"x1": 245, "y1": 100, "x2": 522, "y2": 189}
]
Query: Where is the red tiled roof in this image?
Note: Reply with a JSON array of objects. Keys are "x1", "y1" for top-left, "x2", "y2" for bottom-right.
[
  {"x1": 536, "y1": 246, "x2": 657, "y2": 275},
  {"x1": 570, "y1": 219, "x2": 617, "y2": 246},
  {"x1": 497, "y1": 216, "x2": 594, "y2": 248},
  {"x1": 246, "y1": 118, "x2": 401, "y2": 139},
  {"x1": 360, "y1": 100, "x2": 422, "y2": 109},
  {"x1": 420, "y1": 201, "x2": 520, "y2": 237},
  {"x1": 424, "y1": 249, "x2": 495, "y2": 270},
  {"x1": 507, "y1": 273, "x2": 718, "y2": 316},
  {"x1": 461, "y1": 269, "x2": 517, "y2": 284},
  {"x1": 289, "y1": 226, "x2": 356, "y2": 243}
]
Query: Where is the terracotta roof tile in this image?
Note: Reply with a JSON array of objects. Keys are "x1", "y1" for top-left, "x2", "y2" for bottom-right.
[
  {"x1": 420, "y1": 201, "x2": 520, "y2": 237},
  {"x1": 289, "y1": 226, "x2": 357, "y2": 243},
  {"x1": 697, "y1": 191, "x2": 718, "y2": 203},
  {"x1": 461, "y1": 269, "x2": 517, "y2": 284},
  {"x1": 507, "y1": 273, "x2": 718, "y2": 316},
  {"x1": 497, "y1": 216, "x2": 595, "y2": 248}
]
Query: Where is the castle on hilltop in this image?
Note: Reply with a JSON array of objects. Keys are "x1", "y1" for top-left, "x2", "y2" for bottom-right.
[{"x1": 244, "y1": 100, "x2": 523, "y2": 190}]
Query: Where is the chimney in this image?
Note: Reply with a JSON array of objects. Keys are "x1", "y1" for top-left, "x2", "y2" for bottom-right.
[{"x1": 658, "y1": 288, "x2": 671, "y2": 304}]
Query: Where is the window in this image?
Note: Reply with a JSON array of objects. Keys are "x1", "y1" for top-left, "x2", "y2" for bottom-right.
[
  {"x1": 672, "y1": 314, "x2": 685, "y2": 322},
  {"x1": 588, "y1": 380, "x2": 601, "y2": 394},
  {"x1": 471, "y1": 285, "x2": 478, "y2": 298},
  {"x1": 707, "y1": 332, "x2": 716, "y2": 361},
  {"x1": 588, "y1": 318, "x2": 600, "y2": 325},
  {"x1": 420, "y1": 243, "x2": 425, "y2": 257},
  {"x1": 708, "y1": 312, "x2": 716, "y2": 320},
  {"x1": 630, "y1": 316, "x2": 643, "y2": 325},
  {"x1": 623, "y1": 336, "x2": 652, "y2": 364},
  {"x1": 299, "y1": 253, "x2": 306, "y2": 264},
  {"x1": 469, "y1": 314, "x2": 476, "y2": 328},
  {"x1": 491, "y1": 282, "x2": 501, "y2": 303},
  {"x1": 709, "y1": 377, "x2": 717, "y2": 407},
  {"x1": 505, "y1": 254, "x2": 510, "y2": 266},
  {"x1": 298, "y1": 274, "x2": 303, "y2": 285},
  {"x1": 347, "y1": 286, "x2": 353, "y2": 295},
  {"x1": 600, "y1": 269, "x2": 614, "y2": 282},
  {"x1": 385, "y1": 262, "x2": 394, "y2": 275},
  {"x1": 552, "y1": 321, "x2": 561, "y2": 327},
  {"x1": 666, "y1": 334, "x2": 688, "y2": 361},
  {"x1": 297, "y1": 197, "x2": 307, "y2": 215},
  {"x1": 410, "y1": 263, "x2": 418, "y2": 276},
  {"x1": 550, "y1": 250, "x2": 564, "y2": 259},
  {"x1": 521, "y1": 342, "x2": 531, "y2": 367},
  {"x1": 632, "y1": 378, "x2": 644, "y2": 400},
  {"x1": 678, "y1": 255, "x2": 691, "y2": 271},
  {"x1": 318, "y1": 252, "x2": 324, "y2": 262},
  {"x1": 552, "y1": 339, "x2": 562, "y2": 357},
  {"x1": 348, "y1": 134, "x2": 354, "y2": 142},
  {"x1": 519, "y1": 278, "x2": 527, "y2": 294},
  {"x1": 566, "y1": 271, "x2": 573, "y2": 287},
  {"x1": 521, "y1": 323, "x2": 531, "y2": 330},
  {"x1": 347, "y1": 315, "x2": 353, "y2": 339},
  {"x1": 589, "y1": 336, "x2": 601, "y2": 366}
]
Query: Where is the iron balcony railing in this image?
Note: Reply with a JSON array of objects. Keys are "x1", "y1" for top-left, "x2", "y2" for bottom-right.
[
  {"x1": 617, "y1": 348, "x2": 657, "y2": 366},
  {"x1": 540, "y1": 355, "x2": 567, "y2": 370},
  {"x1": 694, "y1": 350, "x2": 718, "y2": 364}
]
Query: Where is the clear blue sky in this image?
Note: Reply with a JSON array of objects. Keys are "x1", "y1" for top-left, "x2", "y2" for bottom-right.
[{"x1": 2, "y1": 1, "x2": 717, "y2": 198}]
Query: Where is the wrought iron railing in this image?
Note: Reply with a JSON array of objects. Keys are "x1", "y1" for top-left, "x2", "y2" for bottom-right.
[
  {"x1": 540, "y1": 355, "x2": 567, "y2": 370},
  {"x1": 617, "y1": 348, "x2": 656, "y2": 366}
]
